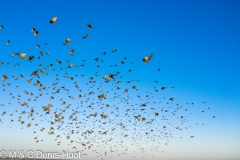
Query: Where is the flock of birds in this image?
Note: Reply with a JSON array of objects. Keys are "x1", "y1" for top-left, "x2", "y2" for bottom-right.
[{"x1": 0, "y1": 17, "x2": 215, "y2": 159}]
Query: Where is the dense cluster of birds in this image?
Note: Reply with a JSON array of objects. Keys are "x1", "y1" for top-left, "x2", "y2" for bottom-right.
[{"x1": 0, "y1": 17, "x2": 215, "y2": 160}]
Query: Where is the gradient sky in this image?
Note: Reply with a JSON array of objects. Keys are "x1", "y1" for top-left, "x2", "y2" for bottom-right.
[{"x1": 0, "y1": 0, "x2": 240, "y2": 160}]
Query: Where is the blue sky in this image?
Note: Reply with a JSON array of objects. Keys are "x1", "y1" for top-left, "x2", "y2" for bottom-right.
[{"x1": 0, "y1": 0, "x2": 240, "y2": 160}]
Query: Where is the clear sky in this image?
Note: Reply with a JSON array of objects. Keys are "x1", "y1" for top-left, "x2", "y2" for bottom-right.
[{"x1": 0, "y1": 0, "x2": 240, "y2": 160}]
